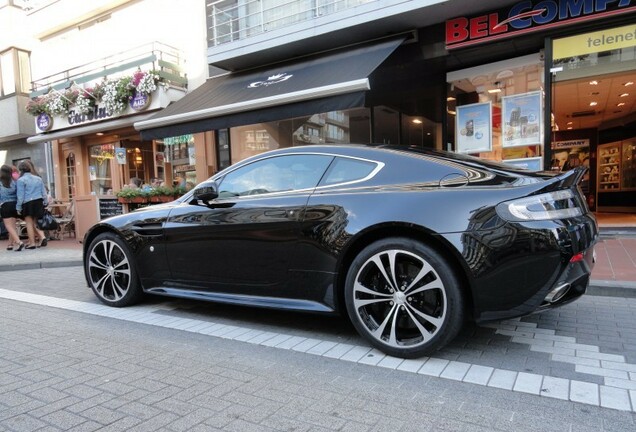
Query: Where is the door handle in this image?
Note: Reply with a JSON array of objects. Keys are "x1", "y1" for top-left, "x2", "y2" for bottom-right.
[{"x1": 264, "y1": 210, "x2": 287, "y2": 217}]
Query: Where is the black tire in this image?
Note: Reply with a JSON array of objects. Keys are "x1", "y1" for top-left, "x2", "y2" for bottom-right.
[
  {"x1": 85, "y1": 232, "x2": 142, "y2": 307},
  {"x1": 344, "y1": 237, "x2": 464, "y2": 358}
]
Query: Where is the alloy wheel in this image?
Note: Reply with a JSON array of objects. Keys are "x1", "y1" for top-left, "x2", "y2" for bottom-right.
[
  {"x1": 87, "y1": 239, "x2": 132, "y2": 302},
  {"x1": 352, "y1": 248, "x2": 448, "y2": 350}
]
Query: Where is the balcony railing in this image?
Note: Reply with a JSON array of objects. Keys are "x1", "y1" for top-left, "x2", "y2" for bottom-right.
[
  {"x1": 30, "y1": 41, "x2": 187, "y2": 98},
  {"x1": 207, "y1": 0, "x2": 376, "y2": 46}
]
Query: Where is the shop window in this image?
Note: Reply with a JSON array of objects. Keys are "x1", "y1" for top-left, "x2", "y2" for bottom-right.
[
  {"x1": 229, "y1": 107, "x2": 371, "y2": 163},
  {"x1": 447, "y1": 54, "x2": 544, "y2": 168},
  {"x1": 373, "y1": 106, "x2": 400, "y2": 145},
  {"x1": 217, "y1": 129, "x2": 231, "y2": 172},
  {"x1": 88, "y1": 144, "x2": 114, "y2": 195},
  {"x1": 164, "y1": 134, "x2": 196, "y2": 188},
  {"x1": 401, "y1": 115, "x2": 437, "y2": 149}
]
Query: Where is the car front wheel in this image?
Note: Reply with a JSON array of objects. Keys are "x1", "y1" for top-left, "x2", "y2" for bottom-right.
[
  {"x1": 85, "y1": 232, "x2": 142, "y2": 307},
  {"x1": 345, "y1": 237, "x2": 464, "y2": 358}
]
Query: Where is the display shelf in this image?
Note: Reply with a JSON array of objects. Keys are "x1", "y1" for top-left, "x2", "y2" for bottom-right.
[{"x1": 598, "y1": 142, "x2": 621, "y2": 192}]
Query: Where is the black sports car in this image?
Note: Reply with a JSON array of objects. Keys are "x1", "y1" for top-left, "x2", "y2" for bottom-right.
[{"x1": 83, "y1": 145, "x2": 597, "y2": 358}]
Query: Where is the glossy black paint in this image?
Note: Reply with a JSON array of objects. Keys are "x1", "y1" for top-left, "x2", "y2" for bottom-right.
[{"x1": 83, "y1": 144, "x2": 598, "y2": 322}]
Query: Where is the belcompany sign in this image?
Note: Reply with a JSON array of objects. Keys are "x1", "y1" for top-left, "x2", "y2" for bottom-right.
[{"x1": 446, "y1": 0, "x2": 636, "y2": 49}]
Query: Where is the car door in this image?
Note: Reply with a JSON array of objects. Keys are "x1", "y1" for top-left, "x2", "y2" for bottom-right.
[{"x1": 163, "y1": 153, "x2": 334, "y2": 297}]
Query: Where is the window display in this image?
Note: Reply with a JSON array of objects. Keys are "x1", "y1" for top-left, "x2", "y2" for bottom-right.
[
  {"x1": 598, "y1": 140, "x2": 636, "y2": 192},
  {"x1": 622, "y1": 139, "x2": 636, "y2": 190},
  {"x1": 88, "y1": 144, "x2": 114, "y2": 195},
  {"x1": 447, "y1": 53, "x2": 544, "y2": 165}
]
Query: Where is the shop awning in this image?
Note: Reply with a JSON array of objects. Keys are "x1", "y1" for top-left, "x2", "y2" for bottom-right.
[
  {"x1": 27, "y1": 113, "x2": 156, "y2": 145},
  {"x1": 135, "y1": 38, "x2": 404, "y2": 140}
]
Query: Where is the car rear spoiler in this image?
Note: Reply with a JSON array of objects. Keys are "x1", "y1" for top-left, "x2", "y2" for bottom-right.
[{"x1": 529, "y1": 166, "x2": 588, "y2": 195}]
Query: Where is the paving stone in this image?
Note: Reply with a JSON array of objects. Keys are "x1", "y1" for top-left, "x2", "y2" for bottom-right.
[
  {"x1": 513, "y1": 372, "x2": 543, "y2": 395},
  {"x1": 418, "y1": 358, "x2": 449, "y2": 377},
  {"x1": 488, "y1": 369, "x2": 518, "y2": 390},
  {"x1": 463, "y1": 365, "x2": 494, "y2": 386},
  {"x1": 600, "y1": 386, "x2": 632, "y2": 411},
  {"x1": 539, "y1": 376, "x2": 569, "y2": 400},
  {"x1": 570, "y1": 380, "x2": 600, "y2": 406}
]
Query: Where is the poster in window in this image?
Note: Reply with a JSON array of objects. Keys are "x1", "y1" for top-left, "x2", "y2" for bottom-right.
[
  {"x1": 502, "y1": 91, "x2": 542, "y2": 148},
  {"x1": 114, "y1": 147, "x2": 126, "y2": 165},
  {"x1": 89, "y1": 165, "x2": 96, "y2": 181},
  {"x1": 456, "y1": 102, "x2": 492, "y2": 154},
  {"x1": 155, "y1": 152, "x2": 164, "y2": 168}
]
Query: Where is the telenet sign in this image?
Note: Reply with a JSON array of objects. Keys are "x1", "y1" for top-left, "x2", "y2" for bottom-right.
[{"x1": 553, "y1": 24, "x2": 636, "y2": 59}]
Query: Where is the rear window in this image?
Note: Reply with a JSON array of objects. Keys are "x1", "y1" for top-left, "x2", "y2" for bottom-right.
[{"x1": 320, "y1": 157, "x2": 378, "y2": 186}]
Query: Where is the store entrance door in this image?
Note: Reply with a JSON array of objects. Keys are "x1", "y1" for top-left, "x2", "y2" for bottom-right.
[{"x1": 551, "y1": 26, "x2": 636, "y2": 214}]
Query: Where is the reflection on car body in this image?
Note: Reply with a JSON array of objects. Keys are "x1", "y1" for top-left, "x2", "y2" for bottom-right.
[{"x1": 83, "y1": 144, "x2": 597, "y2": 358}]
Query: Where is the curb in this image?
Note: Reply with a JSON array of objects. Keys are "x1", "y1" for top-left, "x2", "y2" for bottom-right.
[
  {"x1": 588, "y1": 279, "x2": 636, "y2": 298},
  {"x1": 0, "y1": 260, "x2": 82, "y2": 272}
]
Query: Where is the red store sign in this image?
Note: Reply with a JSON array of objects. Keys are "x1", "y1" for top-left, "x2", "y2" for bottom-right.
[{"x1": 446, "y1": 0, "x2": 636, "y2": 49}]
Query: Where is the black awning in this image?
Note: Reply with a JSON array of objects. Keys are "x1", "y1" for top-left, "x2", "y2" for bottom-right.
[{"x1": 135, "y1": 38, "x2": 403, "y2": 140}]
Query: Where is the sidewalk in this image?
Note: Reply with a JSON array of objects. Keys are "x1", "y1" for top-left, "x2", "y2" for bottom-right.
[
  {"x1": 0, "y1": 220, "x2": 634, "y2": 297},
  {"x1": 0, "y1": 236, "x2": 82, "y2": 271}
]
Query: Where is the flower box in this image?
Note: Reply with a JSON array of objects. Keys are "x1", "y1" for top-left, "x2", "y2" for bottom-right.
[
  {"x1": 118, "y1": 196, "x2": 147, "y2": 204},
  {"x1": 149, "y1": 195, "x2": 175, "y2": 203}
]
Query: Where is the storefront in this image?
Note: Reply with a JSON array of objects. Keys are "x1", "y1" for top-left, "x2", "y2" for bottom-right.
[
  {"x1": 26, "y1": 73, "x2": 188, "y2": 238},
  {"x1": 444, "y1": 2, "x2": 636, "y2": 212},
  {"x1": 134, "y1": 1, "x2": 635, "y2": 212}
]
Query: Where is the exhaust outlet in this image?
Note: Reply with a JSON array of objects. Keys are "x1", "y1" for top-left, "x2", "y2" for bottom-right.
[{"x1": 544, "y1": 283, "x2": 571, "y2": 304}]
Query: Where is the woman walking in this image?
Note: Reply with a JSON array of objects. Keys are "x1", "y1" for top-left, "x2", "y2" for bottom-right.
[
  {"x1": 16, "y1": 160, "x2": 48, "y2": 249},
  {"x1": 22, "y1": 160, "x2": 48, "y2": 244},
  {"x1": 0, "y1": 165, "x2": 24, "y2": 251}
]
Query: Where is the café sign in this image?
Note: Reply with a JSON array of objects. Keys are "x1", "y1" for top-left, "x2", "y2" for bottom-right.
[
  {"x1": 446, "y1": 0, "x2": 636, "y2": 49},
  {"x1": 35, "y1": 91, "x2": 160, "y2": 133}
]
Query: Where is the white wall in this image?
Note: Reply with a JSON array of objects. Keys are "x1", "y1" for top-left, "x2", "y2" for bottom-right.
[{"x1": 25, "y1": 0, "x2": 208, "y2": 90}]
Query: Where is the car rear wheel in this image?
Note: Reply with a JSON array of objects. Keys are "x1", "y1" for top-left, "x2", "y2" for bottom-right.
[
  {"x1": 345, "y1": 237, "x2": 464, "y2": 358},
  {"x1": 85, "y1": 232, "x2": 142, "y2": 307}
]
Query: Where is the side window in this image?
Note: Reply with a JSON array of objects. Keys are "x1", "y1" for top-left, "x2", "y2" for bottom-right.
[
  {"x1": 320, "y1": 157, "x2": 378, "y2": 186},
  {"x1": 218, "y1": 154, "x2": 333, "y2": 197}
]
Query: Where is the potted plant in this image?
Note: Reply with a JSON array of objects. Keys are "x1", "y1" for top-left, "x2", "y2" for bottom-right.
[
  {"x1": 147, "y1": 185, "x2": 186, "y2": 202},
  {"x1": 116, "y1": 188, "x2": 148, "y2": 204}
]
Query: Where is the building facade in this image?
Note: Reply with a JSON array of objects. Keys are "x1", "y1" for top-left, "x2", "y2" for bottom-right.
[
  {"x1": 19, "y1": 0, "x2": 636, "y2": 237},
  {"x1": 137, "y1": 0, "x2": 636, "y2": 213},
  {"x1": 16, "y1": 0, "x2": 207, "y2": 236},
  {"x1": 0, "y1": 1, "x2": 48, "y2": 187}
]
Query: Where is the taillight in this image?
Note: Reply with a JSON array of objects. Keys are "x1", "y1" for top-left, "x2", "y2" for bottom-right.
[{"x1": 496, "y1": 189, "x2": 583, "y2": 222}]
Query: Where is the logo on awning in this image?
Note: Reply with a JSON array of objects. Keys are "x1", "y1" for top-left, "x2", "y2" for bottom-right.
[{"x1": 248, "y1": 73, "x2": 293, "y2": 88}]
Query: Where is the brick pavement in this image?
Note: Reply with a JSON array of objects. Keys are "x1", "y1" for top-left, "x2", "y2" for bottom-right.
[
  {"x1": 2, "y1": 267, "x2": 636, "y2": 416},
  {"x1": 2, "y1": 293, "x2": 636, "y2": 431}
]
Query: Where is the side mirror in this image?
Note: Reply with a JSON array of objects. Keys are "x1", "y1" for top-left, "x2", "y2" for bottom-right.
[{"x1": 192, "y1": 181, "x2": 219, "y2": 202}]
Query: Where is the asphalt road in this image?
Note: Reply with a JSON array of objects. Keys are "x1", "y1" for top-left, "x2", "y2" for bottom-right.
[{"x1": 1, "y1": 266, "x2": 636, "y2": 431}]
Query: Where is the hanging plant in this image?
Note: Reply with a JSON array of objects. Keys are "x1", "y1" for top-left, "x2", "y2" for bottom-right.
[
  {"x1": 25, "y1": 95, "x2": 50, "y2": 115},
  {"x1": 102, "y1": 76, "x2": 134, "y2": 114},
  {"x1": 74, "y1": 90, "x2": 94, "y2": 114},
  {"x1": 26, "y1": 70, "x2": 165, "y2": 117}
]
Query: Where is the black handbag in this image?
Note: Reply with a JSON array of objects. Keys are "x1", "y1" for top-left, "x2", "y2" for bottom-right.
[{"x1": 37, "y1": 210, "x2": 59, "y2": 231}]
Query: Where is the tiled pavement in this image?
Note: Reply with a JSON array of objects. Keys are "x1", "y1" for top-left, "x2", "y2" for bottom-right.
[
  {"x1": 2, "y1": 266, "x2": 636, "y2": 419},
  {"x1": 8, "y1": 296, "x2": 635, "y2": 432},
  {"x1": 1, "y1": 221, "x2": 636, "y2": 429}
]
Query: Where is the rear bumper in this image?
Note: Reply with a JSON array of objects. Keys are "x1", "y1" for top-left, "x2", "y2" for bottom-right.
[
  {"x1": 470, "y1": 214, "x2": 598, "y2": 322},
  {"x1": 533, "y1": 244, "x2": 595, "y2": 312}
]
